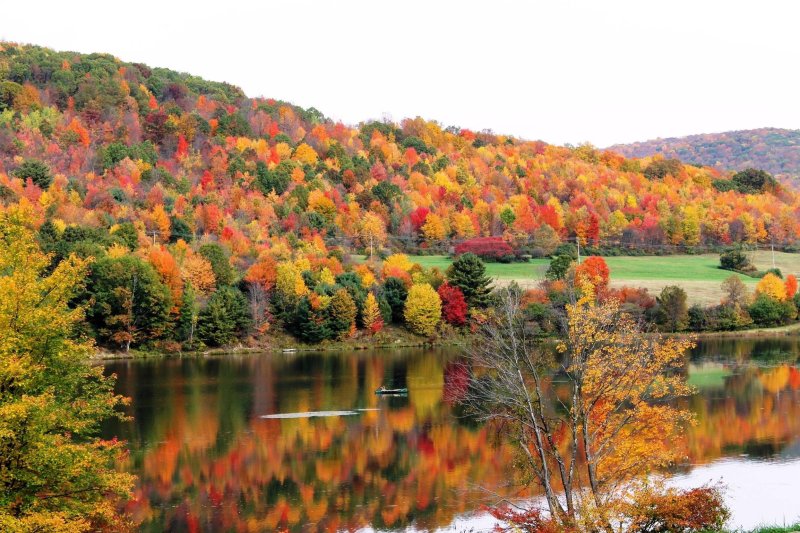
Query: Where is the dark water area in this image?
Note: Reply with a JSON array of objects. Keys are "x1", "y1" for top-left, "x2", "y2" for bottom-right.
[{"x1": 103, "y1": 339, "x2": 800, "y2": 532}]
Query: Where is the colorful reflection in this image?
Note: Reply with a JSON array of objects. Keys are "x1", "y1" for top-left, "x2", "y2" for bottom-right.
[{"x1": 103, "y1": 340, "x2": 800, "y2": 532}]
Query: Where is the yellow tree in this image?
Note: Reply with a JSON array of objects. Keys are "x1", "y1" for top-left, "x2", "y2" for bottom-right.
[
  {"x1": 0, "y1": 206, "x2": 133, "y2": 531},
  {"x1": 362, "y1": 292, "x2": 383, "y2": 334},
  {"x1": 756, "y1": 272, "x2": 786, "y2": 301},
  {"x1": 403, "y1": 284, "x2": 441, "y2": 336},
  {"x1": 421, "y1": 213, "x2": 447, "y2": 242},
  {"x1": 463, "y1": 289, "x2": 697, "y2": 530},
  {"x1": 358, "y1": 212, "x2": 386, "y2": 258}
]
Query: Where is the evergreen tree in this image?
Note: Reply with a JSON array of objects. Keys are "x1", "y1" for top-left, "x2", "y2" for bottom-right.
[
  {"x1": 198, "y1": 243, "x2": 235, "y2": 287},
  {"x1": 447, "y1": 253, "x2": 492, "y2": 308},
  {"x1": 327, "y1": 288, "x2": 357, "y2": 339},
  {"x1": 383, "y1": 277, "x2": 408, "y2": 323},
  {"x1": 197, "y1": 286, "x2": 251, "y2": 346}
]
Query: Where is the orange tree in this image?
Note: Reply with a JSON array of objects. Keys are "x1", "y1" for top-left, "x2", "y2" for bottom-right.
[{"x1": 462, "y1": 285, "x2": 721, "y2": 531}]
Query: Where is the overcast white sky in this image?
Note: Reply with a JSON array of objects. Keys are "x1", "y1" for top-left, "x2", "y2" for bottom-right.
[{"x1": 3, "y1": 1, "x2": 800, "y2": 147}]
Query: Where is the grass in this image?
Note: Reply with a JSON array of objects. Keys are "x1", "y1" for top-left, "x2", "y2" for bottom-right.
[
  {"x1": 746, "y1": 524, "x2": 800, "y2": 533},
  {"x1": 402, "y1": 251, "x2": 800, "y2": 305}
]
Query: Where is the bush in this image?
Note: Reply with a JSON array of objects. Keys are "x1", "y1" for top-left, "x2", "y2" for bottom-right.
[
  {"x1": 546, "y1": 255, "x2": 574, "y2": 281},
  {"x1": 627, "y1": 485, "x2": 730, "y2": 533},
  {"x1": 454, "y1": 236, "x2": 516, "y2": 262},
  {"x1": 719, "y1": 248, "x2": 753, "y2": 272},
  {"x1": 748, "y1": 294, "x2": 795, "y2": 327}
]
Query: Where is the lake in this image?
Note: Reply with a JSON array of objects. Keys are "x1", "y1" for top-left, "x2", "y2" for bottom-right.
[{"x1": 103, "y1": 338, "x2": 800, "y2": 532}]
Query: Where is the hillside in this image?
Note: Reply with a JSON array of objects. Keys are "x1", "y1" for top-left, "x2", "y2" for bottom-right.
[
  {"x1": 608, "y1": 128, "x2": 800, "y2": 181},
  {"x1": 2, "y1": 42, "x2": 800, "y2": 350}
]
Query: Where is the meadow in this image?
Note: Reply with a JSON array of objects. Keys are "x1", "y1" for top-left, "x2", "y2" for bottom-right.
[{"x1": 406, "y1": 251, "x2": 800, "y2": 305}]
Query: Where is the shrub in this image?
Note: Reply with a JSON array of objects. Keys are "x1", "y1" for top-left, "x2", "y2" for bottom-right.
[
  {"x1": 719, "y1": 248, "x2": 753, "y2": 272},
  {"x1": 626, "y1": 485, "x2": 730, "y2": 533},
  {"x1": 748, "y1": 294, "x2": 795, "y2": 326},
  {"x1": 454, "y1": 236, "x2": 515, "y2": 262},
  {"x1": 403, "y1": 283, "x2": 442, "y2": 336}
]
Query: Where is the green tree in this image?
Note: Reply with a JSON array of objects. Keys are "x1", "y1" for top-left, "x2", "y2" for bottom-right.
[
  {"x1": 291, "y1": 297, "x2": 331, "y2": 343},
  {"x1": 86, "y1": 255, "x2": 172, "y2": 350},
  {"x1": 198, "y1": 243, "x2": 235, "y2": 286},
  {"x1": 197, "y1": 286, "x2": 251, "y2": 346},
  {"x1": 447, "y1": 253, "x2": 492, "y2": 308},
  {"x1": 12, "y1": 159, "x2": 53, "y2": 189},
  {"x1": 655, "y1": 285, "x2": 689, "y2": 332},
  {"x1": 383, "y1": 277, "x2": 408, "y2": 323},
  {"x1": 546, "y1": 254, "x2": 575, "y2": 281},
  {"x1": 0, "y1": 208, "x2": 133, "y2": 531}
]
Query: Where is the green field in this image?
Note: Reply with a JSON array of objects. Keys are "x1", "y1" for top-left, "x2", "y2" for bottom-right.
[{"x1": 404, "y1": 251, "x2": 800, "y2": 305}]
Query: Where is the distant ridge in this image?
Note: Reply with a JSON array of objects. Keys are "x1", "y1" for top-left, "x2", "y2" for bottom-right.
[{"x1": 607, "y1": 128, "x2": 800, "y2": 180}]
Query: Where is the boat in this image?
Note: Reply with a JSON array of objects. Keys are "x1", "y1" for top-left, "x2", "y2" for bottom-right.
[{"x1": 375, "y1": 386, "x2": 408, "y2": 395}]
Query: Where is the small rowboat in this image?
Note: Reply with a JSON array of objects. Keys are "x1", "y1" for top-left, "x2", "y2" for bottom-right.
[{"x1": 375, "y1": 387, "x2": 408, "y2": 395}]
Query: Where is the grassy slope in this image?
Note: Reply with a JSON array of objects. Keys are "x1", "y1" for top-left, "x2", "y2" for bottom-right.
[{"x1": 406, "y1": 251, "x2": 800, "y2": 305}]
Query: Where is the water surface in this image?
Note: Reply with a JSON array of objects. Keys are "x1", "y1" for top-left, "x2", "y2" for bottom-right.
[{"x1": 103, "y1": 339, "x2": 800, "y2": 531}]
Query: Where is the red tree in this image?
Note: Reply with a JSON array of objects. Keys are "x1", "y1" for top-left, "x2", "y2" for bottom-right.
[{"x1": 438, "y1": 283, "x2": 468, "y2": 326}]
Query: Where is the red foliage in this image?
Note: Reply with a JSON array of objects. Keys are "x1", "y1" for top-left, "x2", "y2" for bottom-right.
[
  {"x1": 604, "y1": 286, "x2": 656, "y2": 309},
  {"x1": 410, "y1": 207, "x2": 430, "y2": 231},
  {"x1": 785, "y1": 274, "x2": 798, "y2": 299},
  {"x1": 454, "y1": 236, "x2": 514, "y2": 261},
  {"x1": 176, "y1": 135, "x2": 189, "y2": 159},
  {"x1": 438, "y1": 283, "x2": 468, "y2": 326},
  {"x1": 574, "y1": 256, "x2": 610, "y2": 292},
  {"x1": 486, "y1": 505, "x2": 570, "y2": 533}
]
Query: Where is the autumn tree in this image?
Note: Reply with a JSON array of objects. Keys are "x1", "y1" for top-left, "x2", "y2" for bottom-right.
[
  {"x1": 362, "y1": 292, "x2": 383, "y2": 334},
  {"x1": 437, "y1": 282, "x2": 467, "y2": 326},
  {"x1": 721, "y1": 274, "x2": 749, "y2": 307},
  {"x1": 574, "y1": 256, "x2": 610, "y2": 294},
  {"x1": 328, "y1": 288, "x2": 357, "y2": 340},
  {"x1": 358, "y1": 212, "x2": 387, "y2": 258},
  {"x1": 403, "y1": 283, "x2": 442, "y2": 336},
  {"x1": 0, "y1": 207, "x2": 133, "y2": 531},
  {"x1": 462, "y1": 290, "x2": 698, "y2": 530},
  {"x1": 756, "y1": 272, "x2": 787, "y2": 301},
  {"x1": 447, "y1": 253, "x2": 492, "y2": 308}
]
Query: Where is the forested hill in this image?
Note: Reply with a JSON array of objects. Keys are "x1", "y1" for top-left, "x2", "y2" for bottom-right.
[
  {"x1": 607, "y1": 128, "x2": 800, "y2": 182},
  {"x1": 2, "y1": 41, "x2": 800, "y2": 261}
]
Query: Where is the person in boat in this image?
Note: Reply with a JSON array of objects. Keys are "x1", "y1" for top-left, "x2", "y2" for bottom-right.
[{"x1": 378, "y1": 385, "x2": 386, "y2": 392}]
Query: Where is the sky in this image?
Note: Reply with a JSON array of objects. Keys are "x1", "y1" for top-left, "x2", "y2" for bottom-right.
[{"x1": 3, "y1": 0, "x2": 800, "y2": 147}]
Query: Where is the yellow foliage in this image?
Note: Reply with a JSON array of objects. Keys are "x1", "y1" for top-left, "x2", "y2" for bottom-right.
[
  {"x1": 421, "y1": 213, "x2": 447, "y2": 242},
  {"x1": 293, "y1": 143, "x2": 319, "y2": 165},
  {"x1": 382, "y1": 254, "x2": 414, "y2": 275},
  {"x1": 756, "y1": 272, "x2": 787, "y2": 301},
  {"x1": 403, "y1": 284, "x2": 441, "y2": 336}
]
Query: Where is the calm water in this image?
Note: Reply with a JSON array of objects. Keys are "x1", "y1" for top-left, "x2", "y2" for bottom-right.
[{"x1": 103, "y1": 338, "x2": 800, "y2": 532}]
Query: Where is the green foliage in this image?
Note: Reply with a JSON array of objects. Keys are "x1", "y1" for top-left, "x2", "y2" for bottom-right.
[
  {"x1": 654, "y1": 285, "x2": 689, "y2": 332},
  {"x1": 446, "y1": 253, "x2": 492, "y2": 308},
  {"x1": 383, "y1": 277, "x2": 408, "y2": 323},
  {"x1": 748, "y1": 294, "x2": 795, "y2": 327},
  {"x1": 546, "y1": 254, "x2": 574, "y2": 281},
  {"x1": 86, "y1": 255, "x2": 172, "y2": 348},
  {"x1": 290, "y1": 297, "x2": 331, "y2": 344},
  {"x1": 197, "y1": 286, "x2": 251, "y2": 346},
  {"x1": 731, "y1": 168, "x2": 777, "y2": 194},
  {"x1": 12, "y1": 158, "x2": 52, "y2": 188},
  {"x1": 643, "y1": 158, "x2": 682, "y2": 180},
  {"x1": 719, "y1": 248, "x2": 753, "y2": 272},
  {"x1": 255, "y1": 161, "x2": 291, "y2": 195},
  {"x1": 199, "y1": 243, "x2": 235, "y2": 286},
  {"x1": 97, "y1": 141, "x2": 158, "y2": 170}
]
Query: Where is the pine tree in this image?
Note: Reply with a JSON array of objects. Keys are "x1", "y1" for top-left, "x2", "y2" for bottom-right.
[
  {"x1": 447, "y1": 253, "x2": 492, "y2": 308},
  {"x1": 362, "y1": 292, "x2": 383, "y2": 334},
  {"x1": 328, "y1": 288, "x2": 357, "y2": 339}
]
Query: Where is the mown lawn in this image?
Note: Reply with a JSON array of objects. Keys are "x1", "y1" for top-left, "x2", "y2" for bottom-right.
[{"x1": 402, "y1": 251, "x2": 800, "y2": 305}]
